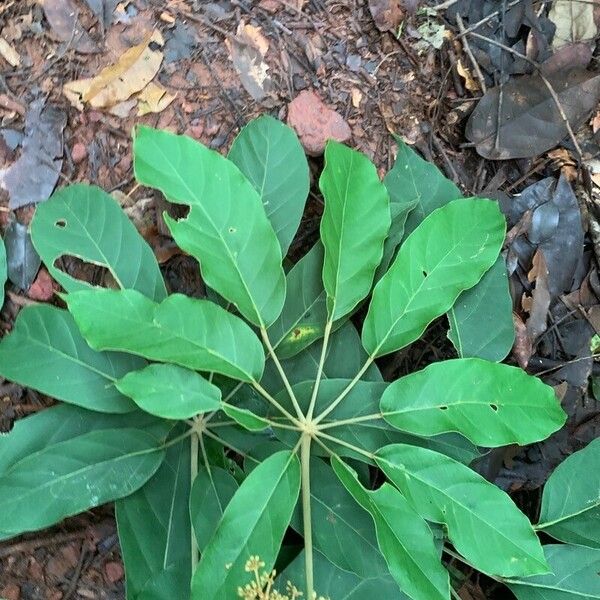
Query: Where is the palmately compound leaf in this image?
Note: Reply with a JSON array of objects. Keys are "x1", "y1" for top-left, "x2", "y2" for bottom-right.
[
  {"x1": 268, "y1": 242, "x2": 328, "y2": 359},
  {"x1": 31, "y1": 183, "x2": 167, "y2": 302},
  {"x1": 0, "y1": 305, "x2": 142, "y2": 413},
  {"x1": 537, "y1": 437, "x2": 600, "y2": 548},
  {"x1": 66, "y1": 288, "x2": 265, "y2": 382},
  {"x1": 506, "y1": 544, "x2": 600, "y2": 600},
  {"x1": 277, "y1": 550, "x2": 406, "y2": 600},
  {"x1": 376, "y1": 444, "x2": 548, "y2": 577},
  {"x1": 190, "y1": 451, "x2": 300, "y2": 600},
  {"x1": 320, "y1": 141, "x2": 391, "y2": 320},
  {"x1": 0, "y1": 429, "x2": 165, "y2": 539},
  {"x1": 381, "y1": 358, "x2": 566, "y2": 447},
  {"x1": 116, "y1": 431, "x2": 191, "y2": 600},
  {"x1": 134, "y1": 126, "x2": 285, "y2": 327},
  {"x1": 189, "y1": 466, "x2": 239, "y2": 552},
  {"x1": 447, "y1": 256, "x2": 515, "y2": 362},
  {"x1": 274, "y1": 379, "x2": 479, "y2": 465},
  {"x1": 228, "y1": 115, "x2": 309, "y2": 256},
  {"x1": 383, "y1": 135, "x2": 461, "y2": 237},
  {"x1": 332, "y1": 457, "x2": 450, "y2": 600},
  {"x1": 290, "y1": 457, "x2": 389, "y2": 580},
  {"x1": 362, "y1": 199, "x2": 505, "y2": 357},
  {"x1": 115, "y1": 364, "x2": 221, "y2": 420},
  {"x1": 0, "y1": 234, "x2": 6, "y2": 307}
]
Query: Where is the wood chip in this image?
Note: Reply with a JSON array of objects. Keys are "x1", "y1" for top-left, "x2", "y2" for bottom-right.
[{"x1": 0, "y1": 36, "x2": 20, "y2": 67}]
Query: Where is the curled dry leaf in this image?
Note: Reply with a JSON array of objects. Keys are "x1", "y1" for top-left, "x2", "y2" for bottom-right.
[
  {"x1": 63, "y1": 30, "x2": 164, "y2": 110},
  {"x1": 466, "y1": 69, "x2": 600, "y2": 160},
  {"x1": 523, "y1": 249, "x2": 550, "y2": 342},
  {"x1": 137, "y1": 82, "x2": 176, "y2": 116},
  {"x1": 512, "y1": 312, "x2": 533, "y2": 369}
]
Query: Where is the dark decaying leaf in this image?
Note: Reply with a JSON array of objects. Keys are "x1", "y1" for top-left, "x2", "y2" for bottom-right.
[
  {"x1": 42, "y1": 0, "x2": 100, "y2": 53},
  {"x1": 4, "y1": 219, "x2": 41, "y2": 290},
  {"x1": 368, "y1": 0, "x2": 404, "y2": 33},
  {"x1": 84, "y1": 0, "x2": 119, "y2": 30},
  {"x1": 466, "y1": 70, "x2": 600, "y2": 159},
  {"x1": 0, "y1": 98, "x2": 67, "y2": 209},
  {"x1": 504, "y1": 175, "x2": 584, "y2": 298},
  {"x1": 164, "y1": 22, "x2": 198, "y2": 63}
]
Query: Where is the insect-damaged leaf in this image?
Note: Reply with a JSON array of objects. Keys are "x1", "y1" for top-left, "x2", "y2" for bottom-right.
[{"x1": 466, "y1": 69, "x2": 600, "y2": 159}]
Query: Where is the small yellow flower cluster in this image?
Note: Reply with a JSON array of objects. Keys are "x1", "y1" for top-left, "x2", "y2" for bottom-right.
[{"x1": 236, "y1": 556, "x2": 329, "y2": 600}]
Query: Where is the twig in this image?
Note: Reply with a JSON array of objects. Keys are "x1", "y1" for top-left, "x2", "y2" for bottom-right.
[
  {"x1": 430, "y1": 0, "x2": 460, "y2": 10},
  {"x1": 455, "y1": 14, "x2": 487, "y2": 93},
  {"x1": 62, "y1": 543, "x2": 86, "y2": 600},
  {"x1": 466, "y1": 30, "x2": 584, "y2": 158},
  {"x1": 0, "y1": 530, "x2": 88, "y2": 559}
]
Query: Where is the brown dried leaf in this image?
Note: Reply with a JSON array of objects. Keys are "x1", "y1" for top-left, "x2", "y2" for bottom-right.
[
  {"x1": 137, "y1": 82, "x2": 176, "y2": 116},
  {"x1": 42, "y1": 0, "x2": 99, "y2": 54},
  {"x1": 525, "y1": 249, "x2": 551, "y2": 342},
  {"x1": 512, "y1": 312, "x2": 533, "y2": 369},
  {"x1": 368, "y1": 0, "x2": 404, "y2": 33}
]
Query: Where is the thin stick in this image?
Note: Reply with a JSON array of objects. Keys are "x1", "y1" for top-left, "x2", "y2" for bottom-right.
[
  {"x1": 305, "y1": 319, "x2": 333, "y2": 421},
  {"x1": 300, "y1": 434, "x2": 314, "y2": 600},
  {"x1": 260, "y1": 328, "x2": 305, "y2": 420},
  {"x1": 456, "y1": 14, "x2": 487, "y2": 93}
]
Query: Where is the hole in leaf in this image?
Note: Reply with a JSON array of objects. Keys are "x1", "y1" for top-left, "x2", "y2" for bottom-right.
[
  {"x1": 422, "y1": 270, "x2": 427, "y2": 278},
  {"x1": 228, "y1": 226, "x2": 237, "y2": 233},
  {"x1": 439, "y1": 405, "x2": 448, "y2": 411},
  {"x1": 52, "y1": 256, "x2": 112, "y2": 288},
  {"x1": 55, "y1": 219, "x2": 67, "y2": 228},
  {"x1": 490, "y1": 404, "x2": 498, "y2": 412}
]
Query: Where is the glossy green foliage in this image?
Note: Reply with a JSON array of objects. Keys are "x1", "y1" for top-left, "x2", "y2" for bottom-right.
[
  {"x1": 228, "y1": 115, "x2": 310, "y2": 255},
  {"x1": 0, "y1": 305, "x2": 143, "y2": 413},
  {"x1": 66, "y1": 288, "x2": 265, "y2": 381},
  {"x1": 116, "y1": 364, "x2": 221, "y2": 420},
  {"x1": 31, "y1": 184, "x2": 167, "y2": 301},
  {"x1": 362, "y1": 199, "x2": 505, "y2": 357},
  {"x1": 381, "y1": 358, "x2": 566, "y2": 447},
  {"x1": 376, "y1": 444, "x2": 548, "y2": 577},
  {"x1": 537, "y1": 437, "x2": 600, "y2": 548},
  {"x1": 191, "y1": 451, "x2": 300, "y2": 599},
  {"x1": 0, "y1": 118, "x2": 583, "y2": 600},
  {"x1": 134, "y1": 126, "x2": 285, "y2": 327},
  {"x1": 320, "y1": 141, "x2": 391, "y2": 320}
]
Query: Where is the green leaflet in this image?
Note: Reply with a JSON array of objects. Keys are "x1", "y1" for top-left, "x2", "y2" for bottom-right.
[
  {"x1": 448, "y1": 256, "x2": 515, "y2": 362},
  {"x1": 191, "y1": 451, "x2": 300, "y2": 599},
  {"x1": 116, "y1": 432, "x2": 191, "y2": 600},
  {"x1": 537, "y1": 437, "x2": 600, "y2": 548},
  {"x1": 277, "y1": 550, "x2": 406, "y2": 600},
  {"x1": 362, "y1": 199, "x2": 505, "y2": 357},
  {"x1": 66, "y1": 288, "x2": 265, "y2": 382},
  {"x1": 31, "y1": 184, "x2": 167, "y2": 301},
  {"x1": 228, "y1": 115, "x2": 309, "y2": 256},
  {"x1": 0, "y1": 235, "x2": 6, "y2": 307},
  {"x1": 376, "y1": 444, "x2": 548, "y2": 577},
  {"x1": 289, "y1": 458, "x2": 389, "y2": 579},
  {"x1": 0, "y1": 429, "x2": 165, "y2": 539},
  {"x1": 222, "y1": 404, "x2": 270, "y2": 431},
  {"x1": 116, "y1": 364, "x2": 222, "y2": 420},
  {"x1": 268, "y1": 243, "x2": 328, "y2": 359},
  {"x1": 332, "y1": 457, "x2": 450, "y2": 600},
  {"x1": 320, "y1": 141, "x2": 391, "y2": 320},
  {"x1": 261, "y1": 320, "x2": 381, "y2": 397},
  {"x1": 381, "y1": 358, "x2": 566, "y2": 447},
  {"x1": 506, "y1": 544, "x2": 600, "y2": 599},
  {"x1": 134, "y1": 126, "x2": 285, "y2": 327},
  {"x1": 274, "y1": 379, "x2": 479, "y2": 465},
  {"x1": 383, "y1": 136, "x2": 461, "y2": 237},
  {"x1": 189, "y1": 466, "x2": 239, "y2": 552},
  {"x1": 0, "y1": 305, "x2": 142, "y2": 413},
  {"x1": 0, "y1": 403, "x2": 171, "y2": 476}
]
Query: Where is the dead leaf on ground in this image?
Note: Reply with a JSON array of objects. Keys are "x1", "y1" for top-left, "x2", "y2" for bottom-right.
[
  {"x1": 137, "y1": 82, "x2": 176, "y2": 116},
  {"x1": 0, "y1": 98, "x2": 67, "y2": 209},
  {"x1": 0, "y1": 37, "x2": 20, "y2": 67},
  {"x1": 64, "y1": 30, "x2": 164, "y2": 110},
  {"x1": 226, "y1": 22, "x2": 273, "y2": 101},
  {"x1": 523, "y1": 248, "x2": 551, "y2": 342},
  {"x1": 549, "y1": 0, "x2": 598, "y2": 50},
  {"x1": 466, "y1": 69, "x2": 600, "y2": 159},
  {"x1": 512, "y1": 312, "x2": 533, "y2": 368},
  {"x1": 457, "y1": 58, "x2": 479, "y2": 92},
  {"x1": 368, "y1": 0, "x2": 404, "y2": 33},
  {"x1": 5, "y1": 218, "x2": 41, "y2": 291},
  {"x1": 42, "y1": 0, "x2": 99, "y2": 54}
]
